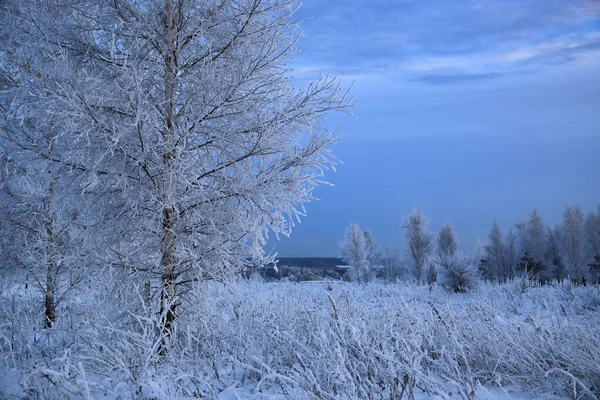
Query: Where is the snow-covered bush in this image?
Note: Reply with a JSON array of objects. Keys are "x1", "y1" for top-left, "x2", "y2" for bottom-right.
[{"x1": 440, "y1": 256, "x2": 480, "y2": 293}]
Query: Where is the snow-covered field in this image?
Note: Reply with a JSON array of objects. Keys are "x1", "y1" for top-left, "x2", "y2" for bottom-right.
[{"x1": 1, "y1": 279, "x2": 599, "y2": 399}]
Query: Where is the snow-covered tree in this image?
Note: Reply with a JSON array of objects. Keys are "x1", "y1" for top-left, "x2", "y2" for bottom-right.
[
  {"x1": 434, "y1": 222, "x2": 479, "y2": 292},
  {"x1": 545, "y1": 225, "x2": 565, "y2": 283},
  {"x1": 560, "y1": 205, "x2": 587, "y2": 283},
  {"x1": 504, "y1": 228, "x2": 519, "y2": 280},
  {"x1": 402, "y1": 209, "x2": 433, "y2": 284},
  {"x1": 527, "y1": 209, "x2": 547, "y2": 262},
  {"x1": 516, "y1": 208, "x2": 547, "y2": 279},
  {"x1": 1, "y1": 43, "x2": 91, "y2": 328},
  {"x1": 1, "y1": 0, "x2": 352, "y2": 346},
  {"x1": 437, "y1": 222, "x2": 458, "y2": 268},
  {"x1": 363, "y1": 229, "x2": 379, "y2": 266},
  {"x1": 485, "y1": 219, "x2": 505, "y2": 282},
  {"x1": 584, "y1": 206, "x2": 600, "y2": 283},
  {"x1": 340, "y1": 223, "x2": 371, "y2": 283},
  {"x1": 441, "y1": 256, "x2": 480, "y2": 293},
  {"x1": 381, "y1": 247, "x2": 402, "y2": 282},
  {"x1": 0, "y1": 149, "x2": 86, "y2": 328}
]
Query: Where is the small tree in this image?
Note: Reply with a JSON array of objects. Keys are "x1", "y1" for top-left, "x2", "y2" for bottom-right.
[
  {"x1": 485, "y1": 219, "x2": 518, "y2": 282},
  {"x1": 504, "y1": 229, "x2": 519, "y2": 281},
  {"x1": 437, "y1": 222, "x2": 458, "y2": 268},
  {"x1": 587, "y1": 256, "x2": 600, "y2": 285},
  {"x1": 585, "y1": 206, "x2": 600, "y2": 283},
  {"x1": 363, "y1": 229, "x2": 379, "y2": 266},
  {"x1": 517, "y1": 250, "x2": 544, "y2": 281},
  {"x1": 441, "y1": 256, "x2": 480, "y2": 293},
  {"x1": 381, "y1": 247, "x2": 402, "y2": 282},
  {"x1": 546, "y1": 225, "x2": 565, "y2": 283},
  {"x1": 402, "y1": 209, "x2": 433, "y2": 284},
  {"x1": 486, "y1": 219, "x2": 505, "y2": 282},
  {"x1": 516, "y1": 208, "x2": 547, "y2": 280},
  {"x1": 560, "y1": 205, "x2": 587, "y2": 283},
  {"x1": 0, "y1": 153, "x2": 85, "y2": 328},
  {"x1": 434, "y1": 222, "x2": 479, "y2": 292},
  {"x1": 339, "y1": 223, "x2": 371, "y2": 283}
]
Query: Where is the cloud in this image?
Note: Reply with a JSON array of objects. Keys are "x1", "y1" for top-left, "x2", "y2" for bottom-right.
[
  {"x1": 293, "y1": 0, "x2": 600, "y2": 83},
  {"x1": 496, "y1": 33, "x2": 600, "y2": 64},
  {"x1": 415, "y1": 72, "x2": 504, "y2": 85}
]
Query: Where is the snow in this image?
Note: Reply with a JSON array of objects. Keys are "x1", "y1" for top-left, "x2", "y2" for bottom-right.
[{"x1": 1, "y1": 278, "x2": 599, "y2": 399}]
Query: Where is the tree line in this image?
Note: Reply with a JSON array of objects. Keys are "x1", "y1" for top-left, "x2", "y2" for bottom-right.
[
  {"x1": 482, "y1": 205, "x2": 600, "y2": 285},
  {"x1": 340, "y1": 205, "x2": 600, "y2": 291}
]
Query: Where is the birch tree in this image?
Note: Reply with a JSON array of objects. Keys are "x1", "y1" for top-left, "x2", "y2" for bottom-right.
[
  {"x1": 339, "y1": 223, "x2": 370, "y2": 283},
  {"x1": 437, "y1": 222, "x2": 458, "y2": 268},
  {"x1": 504, "y1": 228, "x2": 518, "y2": 280},
  {"x1": 516, "y1": 208, "x2": 547, "y2": 279},
  {"x1": 560, "y1": 205, "x2": 587, "y2": 283},
  {"x1": 1, "y1": 18, "x2": 89, "y2": 328},
  {"x1": 434, "y1": 222, "x2": 479, "y2": 292},
  {"x1": 584, "y1": 206, "x2": 600, "y2": 283},
  {"x1": 0, "y1": 149, "x2": 86, "y2": 328},
  {"x1": 1, "y1": 0, "x2": 352, "y2": 347},
  {"x1": 485, "y1": 218, "x2": 505, "y2": 282},
  {"x1": 381, "y1": 247, "x2": 402, "y2": 282},
  {"x1": 363, "y1": 229, "x2": 379, "y2": 266},
  {"x1": 435, "y1": 222, "x2": 457, "y2": 286},
  {"x1": 546, "y1": 225, "x2": 565, "y2": 283},
  {"x1": 402, "y1": 209, "x2": 433, "y2": 284}
]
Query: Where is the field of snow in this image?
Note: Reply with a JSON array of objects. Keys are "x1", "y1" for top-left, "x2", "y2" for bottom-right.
[{"x1": 1, "y1": 278, "x2": 599, "y2": 399}]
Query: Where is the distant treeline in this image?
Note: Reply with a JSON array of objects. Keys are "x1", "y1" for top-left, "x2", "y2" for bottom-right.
[
  {"x1": 256, "y1": 258, "x2": 348, "y2": 282},
  {"x1": 339, "y1": 205, "x2": 600, "y2": 288}
]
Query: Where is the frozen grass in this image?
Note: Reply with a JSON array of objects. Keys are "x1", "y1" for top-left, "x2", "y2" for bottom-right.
[{"x1": 1, "y1": 278, "x2": 599, "y2": 399}]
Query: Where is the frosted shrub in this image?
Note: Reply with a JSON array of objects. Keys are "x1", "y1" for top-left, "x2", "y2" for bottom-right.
[{"x1": 441, "y1": 257, "x2": 480, "y2": 293}]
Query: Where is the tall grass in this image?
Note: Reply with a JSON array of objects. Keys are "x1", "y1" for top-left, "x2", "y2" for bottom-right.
[{"x1": 1, "y1": 278, "x2": 599, "y2": 399}]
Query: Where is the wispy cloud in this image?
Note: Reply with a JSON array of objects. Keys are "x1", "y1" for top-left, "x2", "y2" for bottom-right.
[
  {"x1": 416, "y1": 72, "x2": 504, "y2": 85},
  {"x1": 293, "y1": 0, "x2": 600, "y2": 85},
  {"x1": 496, "y1": 33, "x2": 600, "y2": 64}
]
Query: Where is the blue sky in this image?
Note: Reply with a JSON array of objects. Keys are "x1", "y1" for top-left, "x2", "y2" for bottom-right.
[{"x1": 270, "y1": 0, "x2": 600, "y2": 257}]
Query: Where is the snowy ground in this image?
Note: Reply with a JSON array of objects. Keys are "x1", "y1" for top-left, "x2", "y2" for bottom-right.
[{"x1": 1, "y1": 278, "x2": 599, "y2": 399}]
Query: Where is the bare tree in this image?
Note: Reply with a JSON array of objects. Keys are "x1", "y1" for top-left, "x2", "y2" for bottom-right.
[
  {"x1": 363, "y1": 229, "x2": 379, "y2": 266},
  {"x1": 484, "y1": 220, "x2": 518, "y2": 283},
  {"x1": 485, "y1": 219, "x2": 505, "y2": 282},
  {"x1": 504, "y1": 228, "x2": 518, "y2": 280},
  {"x1": 546, "y1": 225, "x2": 565, "y2": 283},
  {"x1": 560, "y1": 205, "x2": 587, "y2": 283},
  {"x1": 340, "y1": 223, "x2": 371, "y2": 283},
  {"x1": 1, "y1": 0, "x2": 352, "y2": 349},
  {"x1": 585, "y1": 206, "x2": 600, "y2": 283},
  {"x1": 527, "y1": 209, "x2": 547, "y2": 263},
  {"x1": 516, "y1": 208, "x2": 547, "y2": 280},
  {"x1": 434, "y1": 222, "x2": 479, "y2": 292},
  {"x1": 441, "y1": 257, "x2": 480, "y2": 293},
  {"x1": 381, "y1": 247, "x2": 402, "y2": 282},
  {"x1": 0, "y1": 151, "x2": 85, "y2": 328},
  {"x1": 402, "y1": 209, "x2": 433, "y2": 284},
  {"x1": 437, "y1": 222, "x2": 458, "y2": 267}
]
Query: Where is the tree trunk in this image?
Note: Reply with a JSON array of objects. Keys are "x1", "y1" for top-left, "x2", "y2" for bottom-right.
[
  {"x1": 144, "y1": 279, "x2": 151, "y2": 318},
  {"x1": 44, "y1": 177, "x2": 59, "y2": 328},
  {"x1": 158, "y1": 0, "x2": 178, "y2": 355},
  {"x1": 44, "y1": 263, "x2": 57, "y2": 328},
  {"x1": 159, "y1": 207, "x2": 177, "y2": 354}
]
